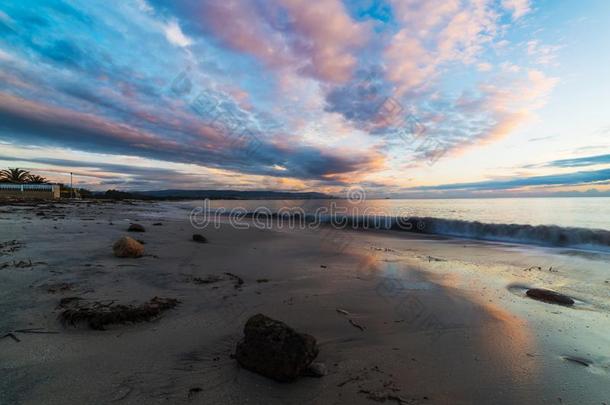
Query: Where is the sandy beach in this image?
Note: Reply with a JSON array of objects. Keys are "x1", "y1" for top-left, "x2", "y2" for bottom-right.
[{"x1": 1, "y1": 200, "x2": 609, "y2": 404}]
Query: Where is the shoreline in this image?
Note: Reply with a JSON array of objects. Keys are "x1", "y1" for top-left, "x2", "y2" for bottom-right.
[
  {"x1": 4, "y1": 198, "x2": 610, "y2": 252},
  {"x1": 1, "y1": 201, "x2": 609, "y2": 404}
]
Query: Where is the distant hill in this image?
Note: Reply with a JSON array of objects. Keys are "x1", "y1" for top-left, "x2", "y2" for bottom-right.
[{"x1": 130, "y1": 189, "x2": 335, "y2": 200}]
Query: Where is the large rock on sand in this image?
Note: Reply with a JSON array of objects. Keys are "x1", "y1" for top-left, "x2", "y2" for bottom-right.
[
  {"x1": 526, "y1": 288, "x2": 574, "y2": 306},
  {"x1": 235, "y1": 314, "x2": 318, "y2": 382},
  {"x1": 113, "y1": 236, "x2": 144, "y2": 258}
]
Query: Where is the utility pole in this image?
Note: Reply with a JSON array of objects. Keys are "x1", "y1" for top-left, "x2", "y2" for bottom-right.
[{"x1": 70, "y1": 172, "x2": 73, "y2": 199}]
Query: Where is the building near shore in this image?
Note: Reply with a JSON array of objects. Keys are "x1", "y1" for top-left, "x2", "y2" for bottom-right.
[{"x1": 0, "y1": 183, "x2": 61, "y2": 199}]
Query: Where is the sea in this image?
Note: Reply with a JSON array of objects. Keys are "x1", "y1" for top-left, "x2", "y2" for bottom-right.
[{"x1": 169, "y1": 197, "x2": 610, "y2": 251}]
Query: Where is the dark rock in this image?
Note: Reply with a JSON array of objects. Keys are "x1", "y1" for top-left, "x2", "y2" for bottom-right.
[
  {"x1": 235, "y1": 314, "x2": 319, "y2": 382},
  {"x1": 526, "y1": 288, "x2": 574, "y2": 306},
  {"x1": 188, "y1": 387, "x2": 202, "y2": 399},
  {"x1": 192, "y1": 234, "x2": 208, "y2": 243},
  {"x1": 128, "y1": 223, "x2": 146, "y2": 232}
]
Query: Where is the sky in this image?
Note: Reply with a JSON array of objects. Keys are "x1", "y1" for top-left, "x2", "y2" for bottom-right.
[{"x1": 0, "y1": 0, "x2": 609, "y2": 197}]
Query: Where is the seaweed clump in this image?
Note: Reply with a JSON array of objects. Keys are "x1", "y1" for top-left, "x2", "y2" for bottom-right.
[{"x1": 58, "y1": 296, "x2": 179, "y2": 330}]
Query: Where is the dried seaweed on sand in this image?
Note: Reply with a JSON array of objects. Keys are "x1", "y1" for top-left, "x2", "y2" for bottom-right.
[{"x1": 58, "y1": 296, "x2": 179, "y2": 330}]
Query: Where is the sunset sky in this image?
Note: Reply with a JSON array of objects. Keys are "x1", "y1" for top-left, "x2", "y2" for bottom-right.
[{"x1": 1, "y1": 0, "x2": 609, "y2": 197}]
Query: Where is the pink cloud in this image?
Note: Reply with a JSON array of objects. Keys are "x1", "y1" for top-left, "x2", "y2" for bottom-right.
[
  {"x1": 277, "y1": 0, "x2": 369, "y2": 82},
  {"x1": 0, "y1": 92, "x2": 181, "y2": 149},
  {"x1": 200, "y1": 1, "x2": 292, "y2": 68},
  {"x1": 179, "y1": 0, "x2": 368, "y2": 83},
  {"x1": 501, "y1": 0, "x2": 531, "y2": 19},
  {"x1": 450, "y1": 69, "x2": 558, "y2": 156},
  {"x1": 384, "y1": 0, "x2": 499, "y2": 94}
]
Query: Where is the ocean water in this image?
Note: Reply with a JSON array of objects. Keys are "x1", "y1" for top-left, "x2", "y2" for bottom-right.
[{"x1": 175, "y1": 197, "x2": 610, "y2": 251}]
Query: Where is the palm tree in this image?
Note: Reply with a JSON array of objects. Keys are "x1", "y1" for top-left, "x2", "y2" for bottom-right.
[
  {"x1": 27, "y1": 174, "x2": 49, "y2": 184},
  {"x1": 0, "y1": 168, "x2": 31, "y2": 183}
]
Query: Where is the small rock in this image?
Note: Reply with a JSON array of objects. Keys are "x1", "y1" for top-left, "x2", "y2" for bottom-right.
[
  {"x1": 188, "y1": 387, "x2": 202, "y2": 399},
  {"x1": 526, "y1": 288, "x2": 574, "y2": 306},
  {"x1": 110, "y1": 385, "x2": 132, "y2": 402},
  {"x1": 192, "y1": 275, "x2": 223, "y2": 284},
  {"x1": 128, "y1": 223, "x2": 146, "y2": 232},
  {"x1": 235, "y1": 314, "x2": 319, "y2": 382},
  {"x1": 304, "y1": 362, "x2": 328, "y2": 377},
  {"x1": 192, "y1": 234, "x2": 208, "y2": 243},
  {"x1": 113, "y1": 236, "x2": 144, "y2": 258},
  {"x1": 46, "y1": 282, "x2": 74, "y2": 294}
]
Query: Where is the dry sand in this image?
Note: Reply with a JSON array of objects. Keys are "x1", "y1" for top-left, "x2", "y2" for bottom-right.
[{"x1": 1, "y1": 200, "x2": 609, "y2": 404}]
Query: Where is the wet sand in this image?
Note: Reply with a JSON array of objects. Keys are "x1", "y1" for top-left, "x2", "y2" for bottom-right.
[{"x1": 1, "y1": 201, "x2": 609, "y2": 404}]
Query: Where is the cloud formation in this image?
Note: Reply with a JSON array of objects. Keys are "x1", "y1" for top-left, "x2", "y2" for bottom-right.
[
  {"x1": 151, "y1": 0, "x2": 369, "y2": 83},
  {"x1": 0, "y1": 0, "x2": 573, "y2": 192},
  {"x1": 0, "y1": 93, "x2": 381, "y2": 181},
  {"x1": 545, "y1": 154, "x2": 610, "y2": 168},
  {"x1": 411, "y1": 168, "x2": 610, "y2": 192}
]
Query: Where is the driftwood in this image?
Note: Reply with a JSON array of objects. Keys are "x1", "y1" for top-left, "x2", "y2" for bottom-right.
[
  {"x1": 1, "y1": 328, "x2": 59, "y2": 343},
  {"x1": 224, "y1": 272, "x2": 244, "y2": 289}
]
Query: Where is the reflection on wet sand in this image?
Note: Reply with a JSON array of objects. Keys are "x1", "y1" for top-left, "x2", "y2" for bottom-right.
[{"x1": 361, "y1": 255, "x2": 539, "y2": 403}]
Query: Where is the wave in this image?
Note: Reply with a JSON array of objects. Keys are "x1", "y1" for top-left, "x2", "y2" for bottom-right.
[
  {"x1": 224, "y1": 211, "x2": 610, "y2": 251},
  {"x1": 389, "y1": 216, "x2": 610, "y2": 251}
]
